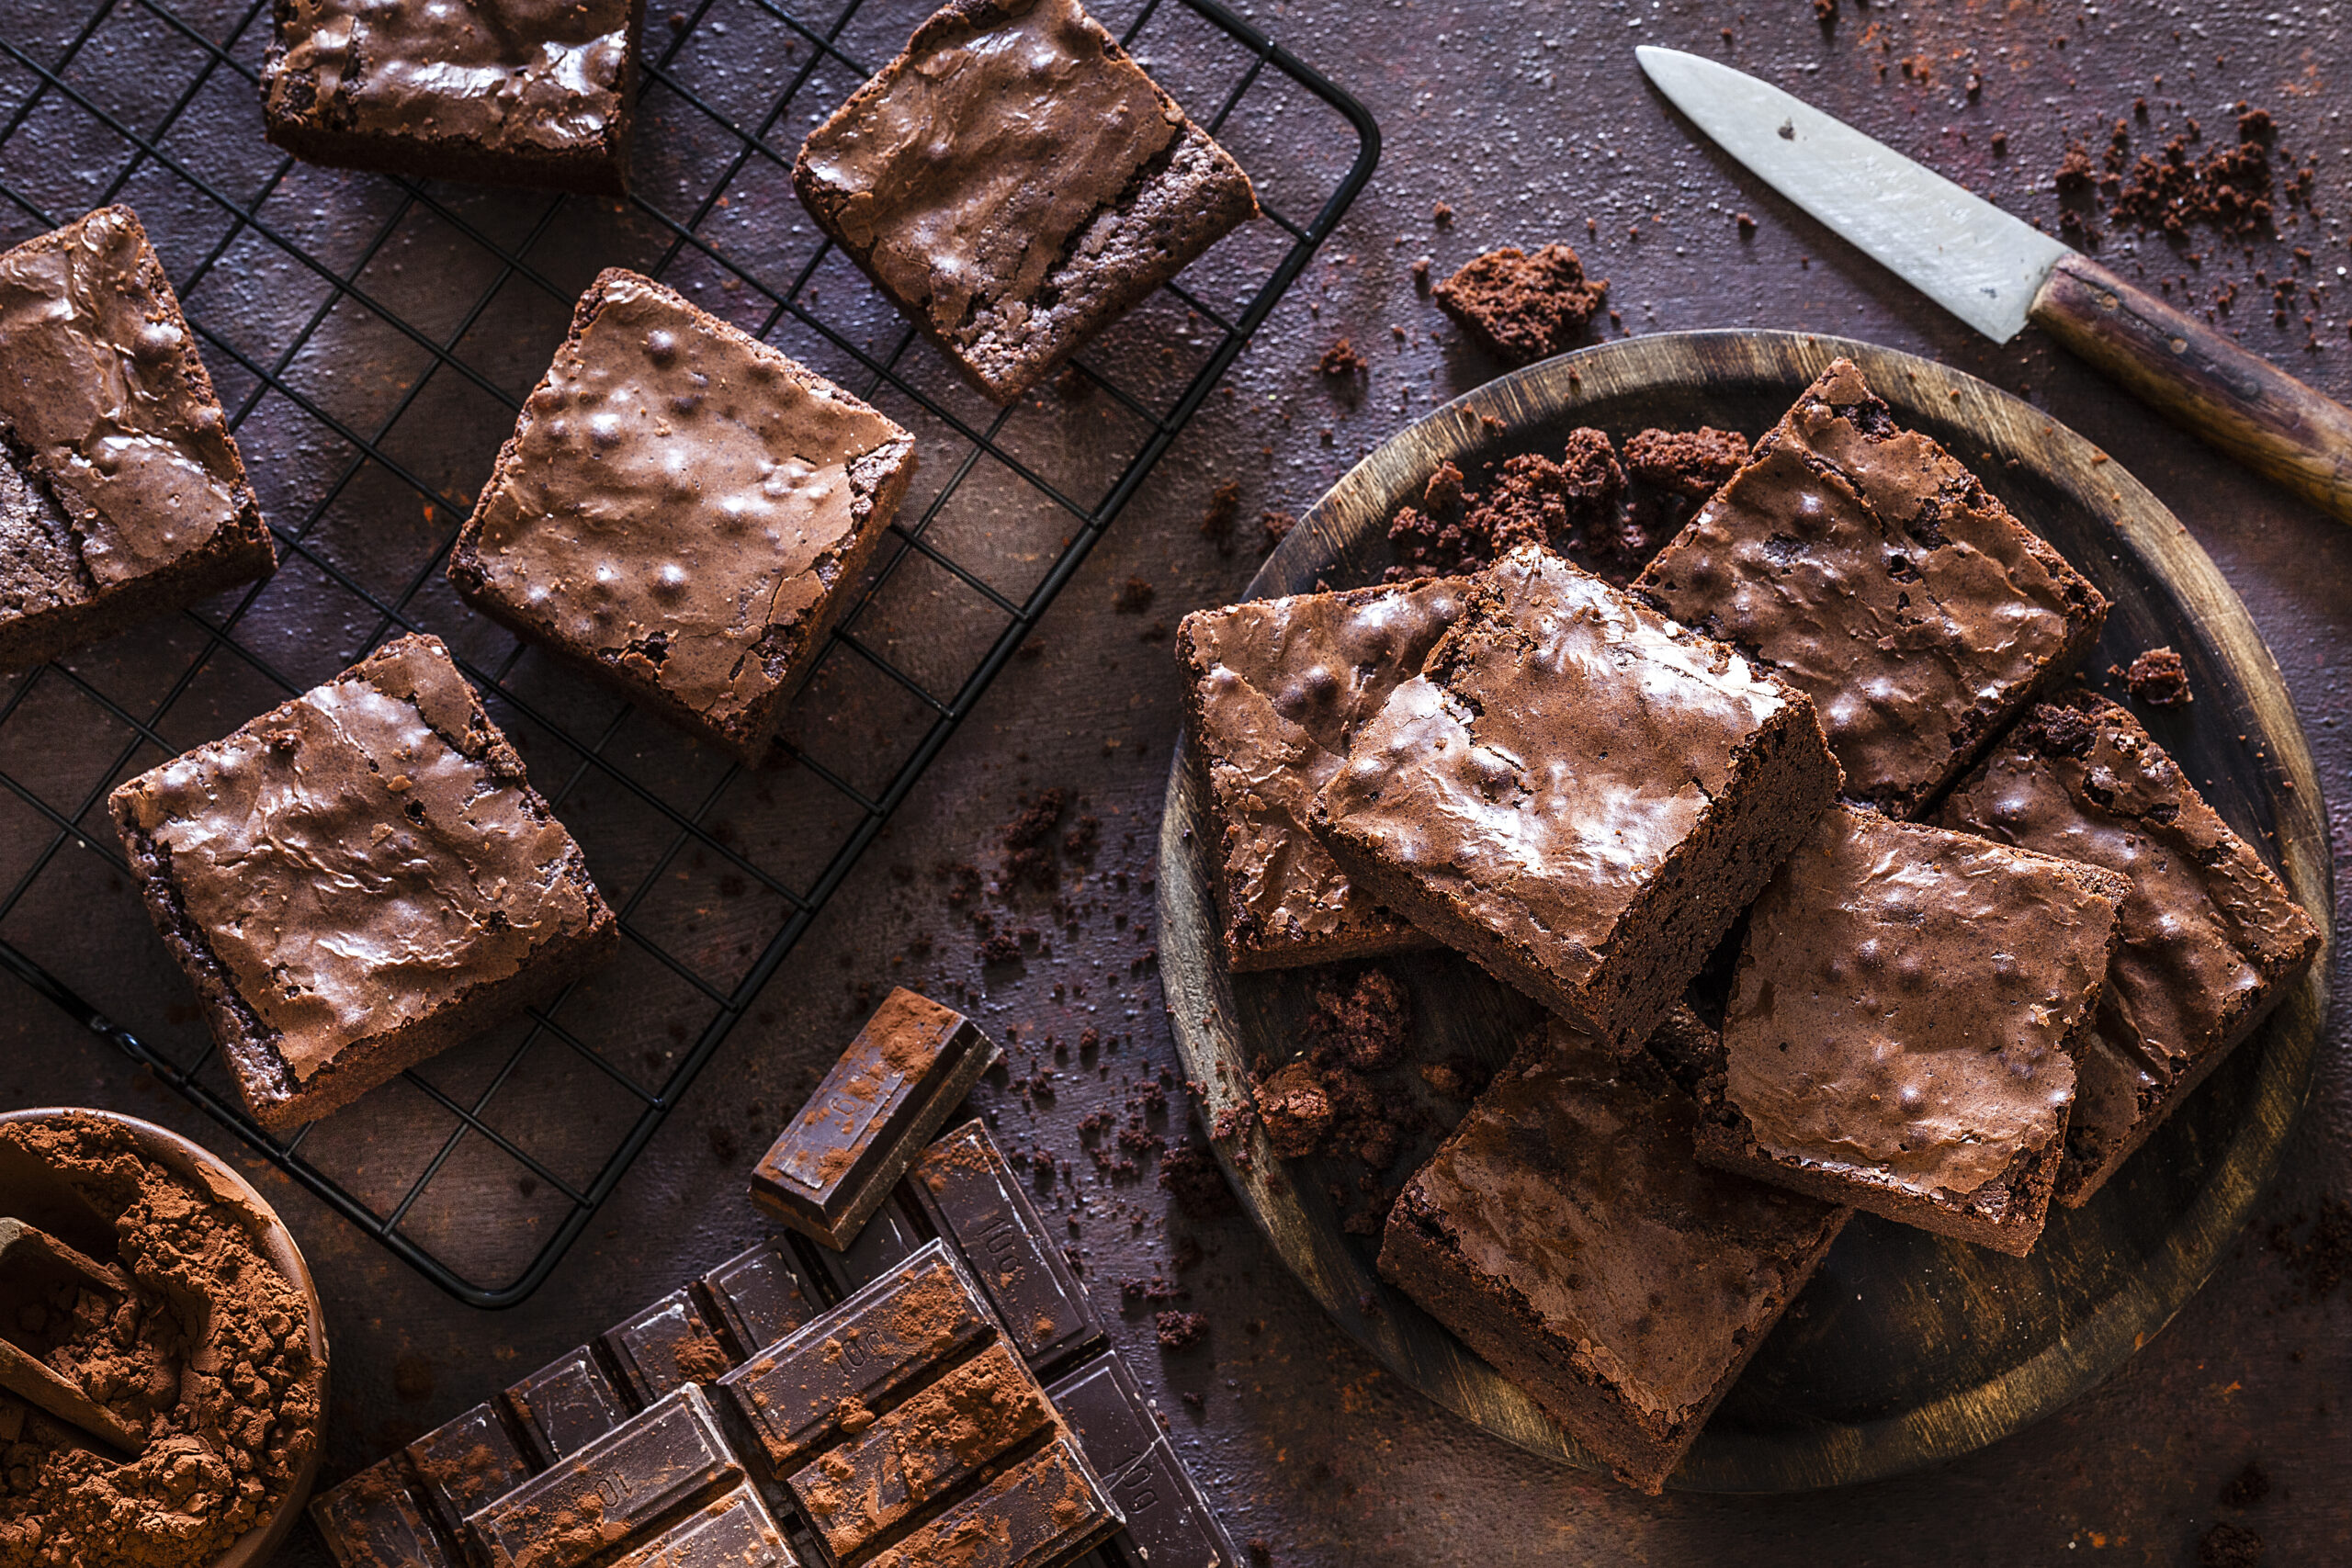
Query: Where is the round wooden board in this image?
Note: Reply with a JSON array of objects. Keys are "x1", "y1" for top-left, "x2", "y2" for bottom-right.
[{"x1": 1154, "y1": 332, "x2": 2333, "y2": 1493}]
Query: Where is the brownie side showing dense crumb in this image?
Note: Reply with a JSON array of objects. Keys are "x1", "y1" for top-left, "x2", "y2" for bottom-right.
[
  {"x1": 260, "y1": 0, "x2": 646, "y2": 195},
  {"x1": 1938, "y1": 696, "x2": 2319, "y2": 1205},
  {"x1": 450, "y1": 269, "x2": 917, "y2": 763},
  {"x1": 1697, "y1": 805, "x2": 2127, "y2": 1255},
  {"x1": 1313, "y1": 546, "x2": 1842, "y2": 1052},
  {"x1": 1635, "y1": 358, "x2": 2107, "y2": 818},
  {"x1": 1378, "y1": 1019, "x2": 1847, "y2": 1495},
  {"x1": 2125, "y1": 645, "x2": 2193, "y2": 706},
  {"x1": 108, "y1": 635, "x2": 617, "y2": 1130},
  {"x1": 793, "y1": 0, "x2": 1256, "y2": 403},
  {"x1": 1433, "y1": 244, "x2": 1608, "y2": 366},
  {"x1": 0, "y1": 207, "x2": 274, "y2": 671}
]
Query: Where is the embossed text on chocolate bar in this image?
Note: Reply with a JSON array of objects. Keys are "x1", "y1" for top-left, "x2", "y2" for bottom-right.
[
  {"x1": 910, "y1": 1118, "x2": 1102, "y2": 1370},
  {"x1": 466, "y1": 1384, "x2": 741, "y2": 1568}
]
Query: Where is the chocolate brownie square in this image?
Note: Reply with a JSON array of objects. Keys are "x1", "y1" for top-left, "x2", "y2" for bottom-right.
[
  {"x1": 794, "y1": 0, "x2": 1258, "y2": 403},
  {"x1": 1634, "y1": 358, "x2": 2108, "y2": 818},
  {"x1": 1379, "y1": 1016, "x2": 1848, "y2": 1494},
  {"x1": 1311, "y1": 545, "x2": 1842, "y2": 1052},
  {"x1": 108, "y1": 634, "x2": 616, "y2": 1130},
  {"x1": 1694, "y1": 804, "x2": 2128, "y2": 1255},
  {"x1": 449, "y1": 269, "x2": 918, "y2": 763},
  {"x1": 0, "y1": 207, "x2": 274, "y2": 671},
  {"x1": 1176, "y1": 579, "x2": 1467, "y2": 970},
  {"x1": 260, "y1": 0, "x2": 646, "y2": 195},
  {"x1": 1938, "y1": 697, "x2": 2321, "y2": 1206}
]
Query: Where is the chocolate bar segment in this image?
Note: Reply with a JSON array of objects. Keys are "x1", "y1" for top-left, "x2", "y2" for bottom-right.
[
  {"x1": 718, "y1": 1240, "x2": 993, "y2": 1474},
  {"x1": 751, "y1": 988, "x2": 999, "y2": 1247},
  {"x1": 700, "y1": 1240, "x2": 819, "y2": 1359},
  {"x1": 1105, "y1": 1440, "x2": 1239, "y2": 1568},
  {"x1": 603, "y1": 1287, "x2": 738, "y2": 1404},
  {"x1": 609, "y1": 1483, "x2": 794, "y2": 1568},
  {"x1": 861, "y1": 1434, "x2": 1118, "y2": 1568},
  {"x1": 465, "y1": 1384, "x2": 741, "y2": 1568},
  {"x1": 405, "y1": 1401, "x2": 533, "y2": 1539},
  {"x1": 910, "y1": 1119, "x2": 1102, "y2": 1371},
  {"x1": 1044, "y1": 1356, "x2": 1158, "y2": 1481},
  {"x1": 808, "y1": 1201, "x2": 924, "y2": 1301},
  {"x1": 503, "y1": 1346, "x2": 631, "y2": 1466},
  {"x1": 786, "y1": 1340, "x2": 1051, "y2": 1563},
  {"x1": 311, "y1": 1455, "x2": 458, "y2": 1568}
]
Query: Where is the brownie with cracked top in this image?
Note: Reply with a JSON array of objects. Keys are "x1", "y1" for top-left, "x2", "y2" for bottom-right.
[
  {"x1": 1938, "y1": 696, "x2": 2320, "y2": 1207},
  {"x1": 1634, "y1": 358, "x2": 2108, "y2": 818},
  {"x1": 1379, "y1": 1015, "x2": 1848, "y2": 1495},
  {"x1": 449, "y1": 269, "x2": 917, "y2": 763},
  {"x1": 794, "y1": 0, "x2": 1258, "y2": 403},
  {"x1": 0, "y1": 207, "x2": 274, "y2": 671},
  {"x1": 1177, "y1": 579, "x2": 1467, "y2": 970},
  {"x1": 108, "y1": 634, "x2": 616, "y2": 1130},
  {"x1": 1695, "y1": 803, "x2": 2128, "y2": 1255},
  {"x1": 1310, "y1": 545, "x2": 1842, "y2": 1053},
  {"x1": 260, "y1": 0, "x2": 646, "y2": 194}
]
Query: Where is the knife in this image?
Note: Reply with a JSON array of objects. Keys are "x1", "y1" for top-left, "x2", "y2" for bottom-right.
[{"x1": 1636, "y1": 45, "x2": 2352, "y2": 526}]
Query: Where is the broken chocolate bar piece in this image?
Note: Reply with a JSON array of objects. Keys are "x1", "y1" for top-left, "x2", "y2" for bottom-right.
[
  {"x1": 311, "y1": 1455, "x2": 457, "y2": 1568},
  {"x1": 807, "y1": 1200, "x2": 925, "y2": 1300},
  {"x1": 699, "y1": 1240, "x2": 819, "y2": 1359},
  {"x1": 503, "y1": 1345, "x2": 630, "y2": 1466},
  {"x1": 465, "y1": 1385, "x2": 741, "y2": 1568},
  {"x1": 860, "y1": 1435, "x2": 1120, "y2": 1568},
  {"x1": 1046, "y1": 1355, "x2": 1239, "y2": 1568},
  {"x1": 608, "y1": 1483, "x2": 791, "y2": 1568},
  {"x1": 910, "y1": 1119, "x2": 1102, "y2": 1372},
  {"x1": 602, "y1": 1287, "x2": 737, "y2": 1404},
  {"x1": 405, "y1": 1401, "x2": 533, "y2": 1540},
  {"x1": 717, "y1": 1239, "x2": 994, "y2": 1473},
  {"x1": 751, "y1": 987, "x2": 1000, "y2": 1247}
]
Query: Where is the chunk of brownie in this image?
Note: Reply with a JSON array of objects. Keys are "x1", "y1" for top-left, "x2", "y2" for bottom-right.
[
  {"x1": 1634, "y1": 359, "x2": 2107, "y2": 817},
  {"x1": 794, "y1": 0, "x2": 1257, "y2": 403},
  {"x1": 0, "y1": 207, "x2": 273, "y2": 671},
  {"x1": 1695, "y1": 804, "x2": 2128, "y2": 1255},
  {"x1": 1379, "y1": 1017, "x2": 1848, "y2": 1495},
  {"x1": 1432, "y1": 244, "x2": 1608, "y2": 366},
  {"x1": 449, "y1": 269, "x2": 917, "y2": 763},
  {"x1": 1623, "y1": 427, "x2": 1749, "y2": 500},
  {"x1": 260, "y1": 0, "x2": 646, "y2": 195},
  {"x1": 108, "y1": 634, "x2": 617, "y2": 1130},
  {"x1": 1938, "y1": 696, "x2": 2320, "y2": 1205},
  {"x1": 2123, "y1": 645, "x2": 2193, "y2": 706},
  {"x1": 1176, "y1": 579, "x2": 1466, "y2": 969},
  {"x1": 1312, "y1": 545, "x2": 1842, "y2": 1052}
]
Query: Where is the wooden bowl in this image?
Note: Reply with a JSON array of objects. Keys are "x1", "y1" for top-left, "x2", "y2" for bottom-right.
[
  {"x1": 0, "y1": 1108, "x2": 330, "y2": 1565},
  {"x1": 1155, "y1": 331, "x2": 2332, "y2": 1492}
]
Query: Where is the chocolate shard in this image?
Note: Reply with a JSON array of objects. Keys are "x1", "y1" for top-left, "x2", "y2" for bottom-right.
[
  {"x1": 608, "y1": 1482, "x2": 792, "y2": 1568},
  {"x1": 503, "y1": 1346, "x2": 631, "y2": 1466},
  {"x1": 405, "y1": 1401, "x2": 534, "y2": 1540},
  {"x1": 752, "y1": 987, "x2": 1001, "y2": 1247},
  {"x1": 717, "y1": 1239, "x2": 994, "y2": 1474},
  {"x1": 698, "y1": 1240, "x2": 820, "y2": 1359},
  {"x1": 1104, "y1": 1439, "x2": 1240, "y2": 1568},
  {"x1": 910, "y1": 1119, "x2": 1103, "y2": 1372},
  {"x1": 602, "y1": 1287, "x2": 737, "y2": 1404},
  {"x1": 465, "y1": 1384, "x2": 741, "y2": 1568},
  {"x1": 311, "y1": 1454, "x2": 458, "y2": 1568},
  {"x1": 860, "y1": 1434, "x2": 1121, "y2": 1568}
]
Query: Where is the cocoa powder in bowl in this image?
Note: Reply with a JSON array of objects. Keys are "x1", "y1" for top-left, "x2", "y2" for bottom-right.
[{"x1": 0, "y1": 1113, "x2": 322, "y2": 1568}]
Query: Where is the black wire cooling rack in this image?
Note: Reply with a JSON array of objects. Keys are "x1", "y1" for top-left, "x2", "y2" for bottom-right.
[{"x1": 0, "y1": 0, "x2": 1375, "y2": 1306}]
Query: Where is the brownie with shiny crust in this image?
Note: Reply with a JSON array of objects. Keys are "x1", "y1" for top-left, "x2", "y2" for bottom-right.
[
  {"x1": 450, "y1": 269, "x2": 917, "y2": 763},
  {"x1": 1176, "y1": 579, "x2": 1467, "y2": 970},
  {"x1": 0, "y1": 207, "x2": 274, "y2": 671},
  {"x1": 794, "y1": 0, "x2": 1257, "y2": 403},
  {"x1": 1379, "y1": 1016, "x2": 1848, "y2": 1495},
  {"x1": 1311, "y1": 545, "x2": 1842, "y2": 1053},
  {"x1": 1696, "y1": 804, "x2": 2128, "y2": 1255},
  {"x1": 109, "y1": 634, "x2": 616, "y2": 1131},
  {"x1": 1634, "y1": 358, "x2": 2108, "y2": 818},
  {"x1": 260, "y1": 0, "x2": 646, "y2": 195},
  {"x1": 1938, "y1": 696, "x2": 2321, "y2": 1207}
]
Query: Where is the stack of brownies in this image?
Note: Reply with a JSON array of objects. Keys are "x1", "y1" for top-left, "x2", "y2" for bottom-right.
[{"x1": 1177, "y1": 358, "x2": 2320, "y2": 1493}]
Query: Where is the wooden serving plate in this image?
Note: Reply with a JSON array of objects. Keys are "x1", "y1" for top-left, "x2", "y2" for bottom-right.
[{"x1": 1154, "y1": 332, "x2": 2332, "y2": 1492}]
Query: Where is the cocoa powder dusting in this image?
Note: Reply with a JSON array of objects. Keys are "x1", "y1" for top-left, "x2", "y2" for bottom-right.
[{"x1": 0, "y1": 1116, "x2": 320, "y2": 1568}]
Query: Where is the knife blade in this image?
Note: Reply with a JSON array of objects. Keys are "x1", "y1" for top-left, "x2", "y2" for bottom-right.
[{"x1": 1636, "y1": 44, "x2": 2352, "y2": 526}]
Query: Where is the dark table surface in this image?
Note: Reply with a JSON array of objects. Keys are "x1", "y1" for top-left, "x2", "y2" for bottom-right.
[{"x1": 6, "y1": 0, "x2": 2349, "y2": 1562}]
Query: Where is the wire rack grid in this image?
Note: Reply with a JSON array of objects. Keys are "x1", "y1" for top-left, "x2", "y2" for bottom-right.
[{"x1": 0, "y1": 0, "x2": 1376, "y2": 1306}]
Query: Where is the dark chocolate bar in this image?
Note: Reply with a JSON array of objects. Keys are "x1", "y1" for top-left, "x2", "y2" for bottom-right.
[
  {"x1": 718, "y1": 1240, "x2": 993, "y2": 1474},
  {"x1": 1046, "y1": 1358, "x2": 1238, "y2": 1568},
  {"x1": 807, "y1": 1200, "x2": 924, "y2": 1300},
  {"x1": 699, "y1": 1240, "x2": 818, "y2": 1359},
  {"x1": 909, "y1": 1119, "x2": 1102, "y2": 1371},
  {"x1": 786, "y1": 1340, "x2": 1052, "y2": 1563},
  {"x1": 466, "y1": 1384, "x2": 741, "y2": 1568},
  {"x1": 503, "y1": 1346, "x2": 629, "y2": 1466},
  {"x1": 602, "y1": 1287, "x2": 738, "y2": 1404},
  {"x1": 311, "y1": 1455, "x2": 457, "y2": 1568},
  {"x1": 861, "y1": 1436, "x2": 1121, "y2": 1568},
  {"x1": 751, "y1": 987, "x2": 999, "y2": 1247},
  {"x1": 608, "y1": 1483, "x2": 791, "y2": 1568},
  {"x1": 405, "y1": 1402, "x2": 533, "y2": 1540}
]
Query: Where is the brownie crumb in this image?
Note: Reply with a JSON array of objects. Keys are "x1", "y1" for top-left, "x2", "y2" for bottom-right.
[
  {"x1": 2109, "y1": 108, "x2": 2285, "y2": 239},
  {"x1": 1159, "y1": 1139, "x2": 1238, "y2": 1218},
  {"x1": 1261, "y1": 510, "x2": 1297, "y2": 551},
  {"x1": 1735, "y1": 211, "x2": 1757, "y2": 235},
  {"x1": 1625, "y1": 426, "x2": 1747, "y2": 499},
  {"x1": 2198, "y1": 1521, "x2": 2264, "y2": 1568},
  {"x1": 1200, "y1": 479, "x2": 1243, "y2": 555},
  {"x1": 977, "y1": 931, "x2": 1023, "y2": 964},
  {"x1": 2126, "y1": 646, "x2": 2193, "y2": 706},
  {"x1": 1155, "y1": 1310, "x2": 1209, "y2": 1351},
  {"x1": 1431, "y1": 201, "x2": 1453, "y2": 227},
  {"x1": 2219, "y1": 1462, "x2": 2271, "y2": 1510},
  {"x1": 1410, "y1": 255, "x2": 1432, "y2": 292},
  {"x1": 1308, "y1": 966, "x2": 1412, "y2": 1071},
  {"x1": 1114, "y1": 577, "x2": 1156, "y2": 613},
  {"x1": 1252, "y1": 1061, "x2": 1333, "y2": 1158},
  {"x1": 1433, "y1": 244, "x2": 1608, "y2": 367},
  {"x1": 1317, "y1": 337, "x2": 1367, "y2": 379}
]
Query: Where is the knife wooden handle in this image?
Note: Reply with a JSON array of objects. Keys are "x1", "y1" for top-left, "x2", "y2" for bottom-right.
[{"x1": 2030, "y1": 252, "x2": 2352, "y2": 525}]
